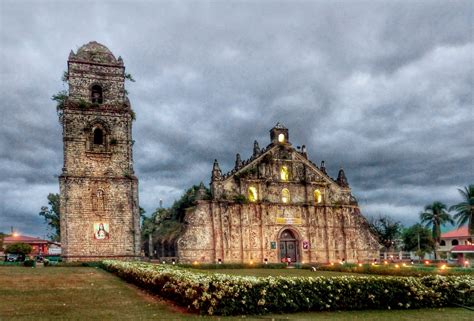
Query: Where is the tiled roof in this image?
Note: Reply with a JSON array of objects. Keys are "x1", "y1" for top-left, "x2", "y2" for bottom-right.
[
  {"x1": 3, "y1": 235, "x2": 50, "y2": 244},
  {"x1": 451, "y1": 245, "x2": 474, "y2": 253},
  {"x1": 441, "y1": 226, "x2": 471, "y2": 238}
]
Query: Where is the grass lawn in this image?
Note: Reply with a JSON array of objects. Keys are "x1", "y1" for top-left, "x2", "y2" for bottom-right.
[
  {"x1": 195, "y1": 268, "x2": 364, "y2": 277},
  {"x1": 1, "y1": 266, "x2": 472, "y2": 320}
]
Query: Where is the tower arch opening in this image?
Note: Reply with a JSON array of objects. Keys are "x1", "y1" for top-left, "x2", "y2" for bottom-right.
[{"x1": 91, "y1": 84, "x2": 103, "y2": 104}]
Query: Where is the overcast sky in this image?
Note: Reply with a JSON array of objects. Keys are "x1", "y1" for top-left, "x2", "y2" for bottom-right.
[{"x1": 0, "y1": 0, "x2": 472, "y2": 237}]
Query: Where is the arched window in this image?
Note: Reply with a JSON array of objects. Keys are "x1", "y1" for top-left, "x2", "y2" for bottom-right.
[
  {"x1": 278, "y1": 133, "x2": 285, "y2": 143},
  {"x1": 248, "y1": 186, "x2": 258, "y2": 202},
  {"x1": 280, "y1": 229, "x2": 296, "y2": 240},
  {"x1": 93, "y1": 128, "x2": 104, "y2": 145},
  {"x1": 280, "y1": 166, "x2": 289, "y2": 181},
  {"x1": 91, "y1": 85, "x2": 103, "y2": 104},
  {"x1": 452, "y1": 239, "x2": 459, "y2": 246},
  {"x1": 314, "y1": 189, "x2": 322, "y2": 204},
  {"x1": 440, "y1": 240, "x2": 446, "y2": 246},
  {"x1": 281, "y1": 188, "x2": 290, "y2": 203}
]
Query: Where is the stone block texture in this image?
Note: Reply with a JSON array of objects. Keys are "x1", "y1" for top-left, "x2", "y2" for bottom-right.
[
  {"x1": 177, "y1": 123, "x2": 380, "y2": 263},
  {"x1": 59, "y1": 42, "x2": 140, "y2": 261}
]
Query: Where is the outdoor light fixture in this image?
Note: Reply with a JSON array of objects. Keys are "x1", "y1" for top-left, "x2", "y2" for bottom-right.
[
  {"x1": 162, "y1": 261, "x2": 166, "y2": 264},
  {"x1": 395, "y1": 264, "x2": 400, "y2": 268},
  {"x1": 440, "y1": 264, "x2": 446, "y2": 270},
  {"x1": 358, "y1": 263, "x2": 362, "y2": 267},
  {"x1": 425, "y1": 260, "x2": 429, "y2": 265},
  {"x1": 172, "y1": 259, "x2": 176, "y2": 265},
  {"x1": 264, "y1": 258, "x2": 268, "y2": 264},
  {"x1": 218, "y1": 258, "x2": 222, "y2": 264}
]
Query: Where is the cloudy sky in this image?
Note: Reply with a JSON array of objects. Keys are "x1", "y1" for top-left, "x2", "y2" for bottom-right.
[{"x1": 0, "y1": 0, "x2": 472, "y2": 237}]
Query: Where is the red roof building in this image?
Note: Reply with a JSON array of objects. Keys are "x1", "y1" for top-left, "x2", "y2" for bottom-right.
[
  {"x1": 441, "y1": 226, "x2": 470, "y2": 238},
  {"x1": 439, "y1": 226, "x2": 472, "y2": 249},
  {"x1": 439, "y1": 226, "x2": 473, "y2": 266},
  {"x1": 2, "y1": 235, "x2": 60, "y2": 256},
  {"x1": 451, "y1": 245, "x2": 474, "y2": 253}
]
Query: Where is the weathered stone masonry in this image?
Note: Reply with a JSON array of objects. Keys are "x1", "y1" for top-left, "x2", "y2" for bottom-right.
[
  {"x1": 59, "y1": 42, "x2": 140, "y2": 261},
  {"x1": 177, "y1": 124, "x2": 380, "y2": 263}
]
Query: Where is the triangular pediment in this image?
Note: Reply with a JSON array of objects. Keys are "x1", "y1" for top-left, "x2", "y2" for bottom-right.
[{"x1": 221, "y1": 143, "x2": 344, "y2": 189}]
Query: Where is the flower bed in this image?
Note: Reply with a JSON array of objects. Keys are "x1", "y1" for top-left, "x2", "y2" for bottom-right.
[{"x1": 102, "y1": 260, "x2": 474, "y2": 316}]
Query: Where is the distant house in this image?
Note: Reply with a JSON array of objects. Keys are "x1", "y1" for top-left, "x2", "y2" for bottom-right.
[
  {"x1": 2, "y1": 235, "x2": 61, "y2": 256},
  {"x1": 439, "y1": 226, "x2": 473, "y2": 265}
]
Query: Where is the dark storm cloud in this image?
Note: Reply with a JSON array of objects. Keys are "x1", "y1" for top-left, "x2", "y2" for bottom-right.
[{"x1": 1, "y1": 0, "x2": 472, "y2": 236}]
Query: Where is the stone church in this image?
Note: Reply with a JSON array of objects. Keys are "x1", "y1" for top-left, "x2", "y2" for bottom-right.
[
  {"x1": 57, "y1": 41, "x2": 378, "y2": 263},
  {"x1": 177, "y1": 124, "x2": 380, "y2": 263},
  {"x1": 59, "y1": 42, "x2": 141, "y2": 261}
]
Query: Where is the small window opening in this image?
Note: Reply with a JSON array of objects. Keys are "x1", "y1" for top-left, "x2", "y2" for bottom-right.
[
  {"x1": 278, "y1": 133, "x2": 285, "y2": 143},
  {"x1": 93, "y1": 128, "x2": 104, "y2": 145},
  {"x1": 314, "y1": 189, "x2": 322, "y2": 204},
  {"x1": 248, "y1": 186, "x2": 258, "y2": 202},
  {"x1": 281, "y1": 188, "x2": 290, "y2": 203},
  {"x1": 280, "y1": 166, "x2": 289, "y2": 181},
  {"x1": 91, "y1": 85, "x2": 103, "y2": 104},
  {"x1": 452, "y1": 239, "x2": 459, "y2": 246}
]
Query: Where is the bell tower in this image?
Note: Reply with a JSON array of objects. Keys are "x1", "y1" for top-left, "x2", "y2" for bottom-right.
[{"x1": 59, "y1": 41, "x2": 140, "y2": 261}]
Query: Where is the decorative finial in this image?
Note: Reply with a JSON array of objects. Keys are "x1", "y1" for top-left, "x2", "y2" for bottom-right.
[
  {"x1": 301, "y1": 145, "x2": 307, "y2": 157},
  {"x1": 195, "y1": 182, "x2": 207, "y2": 200},
  {"x1": 253, "y1": 140, "x2": 260, "y2": 156},
  {"x1": 320, "y1": 160, "x2": 326, "y2": 174},
  {"x1": 235, "y1": 153, "x2": 242, "y2": 169},
  {"x1": 337, "y1": 167, "x2": 349, "y2": 187},
  {"x1": 211, "y1": 159, "x2": 222, "y2": 181}
]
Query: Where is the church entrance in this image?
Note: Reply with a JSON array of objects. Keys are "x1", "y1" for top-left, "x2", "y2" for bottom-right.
[{"x1": 279, "y1": 229, "x2": 298, "y2": 262}]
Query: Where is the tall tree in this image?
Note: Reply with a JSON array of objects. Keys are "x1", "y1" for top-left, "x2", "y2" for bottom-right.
[
  {"x1": 449, "y1": 184, "x2": 474, "y2": 236},
  {"x1": 401, "y1": 223, "x2": 435, "y2": 255},
  {"x1": 419, "y1": 201, "x2": 453, "y2": 259},
  {"x1": 39, "y1": 193, "x2": 60, "y2": 242},
  {"x1": 368, "y1": 215, "x2": 402, "y2": 252}
]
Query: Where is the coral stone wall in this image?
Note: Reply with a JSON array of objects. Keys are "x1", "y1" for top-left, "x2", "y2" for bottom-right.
[
  {"x1": 177, "y1": 201, "x2": 379, "y2": 264},
  {"x1": 59, "y1": 42, "x2": 140, "y2": 261}
]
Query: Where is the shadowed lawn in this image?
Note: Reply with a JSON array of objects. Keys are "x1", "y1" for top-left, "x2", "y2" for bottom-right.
[{"x1": 1, "y1": 266, "x2": 472, "y2": 320}]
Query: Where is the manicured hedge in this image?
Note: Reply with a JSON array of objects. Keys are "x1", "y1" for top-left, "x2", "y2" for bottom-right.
[
  {"x1": 101, "y1": 260, "x2": 474, "y2": 316},
  {"x1": 179, "y1": 262, "x2": 288, "y2": 269},
  {"x1": 313, "y1": 263, "x2": 474, "y2": 277}
]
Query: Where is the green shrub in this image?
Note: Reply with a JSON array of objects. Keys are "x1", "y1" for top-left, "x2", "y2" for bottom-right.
[
  {"x1": 23, "y1": 259, "x2": 35, "y2": 267},
  {"x1": 101, "y1": 260, "x2": 474, "y2": 316},
  {"x1": 313, "y1": 263, "x2": 474, "y2": 277},
  {"x1": 0, "y1": 261, "x2": 21, "y2": 266},
  {"x1": 6, "y1": 243, "x2": 32, "y2": 256},
  {"x1": 180, "y1": 263, "x2": 286, "y2": 270},
  {"x1": 52, "y1": 261, "x2": 101, "y2": 267}
]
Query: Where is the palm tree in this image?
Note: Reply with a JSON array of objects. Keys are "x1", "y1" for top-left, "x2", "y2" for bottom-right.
[
  {"x1": 419, "y1": 201, "x2": 453, "y2": 259},
  {"x1": 449, "y1": 185, "x2": 474, "y2": 236}
]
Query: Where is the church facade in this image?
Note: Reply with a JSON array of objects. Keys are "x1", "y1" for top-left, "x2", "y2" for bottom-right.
[
  {"x1": 59, "y1": 42, "x2": 141, "y2": 261},
  {"x1": 177, "y1": 124, "x2": 380, "y2": 263}
]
